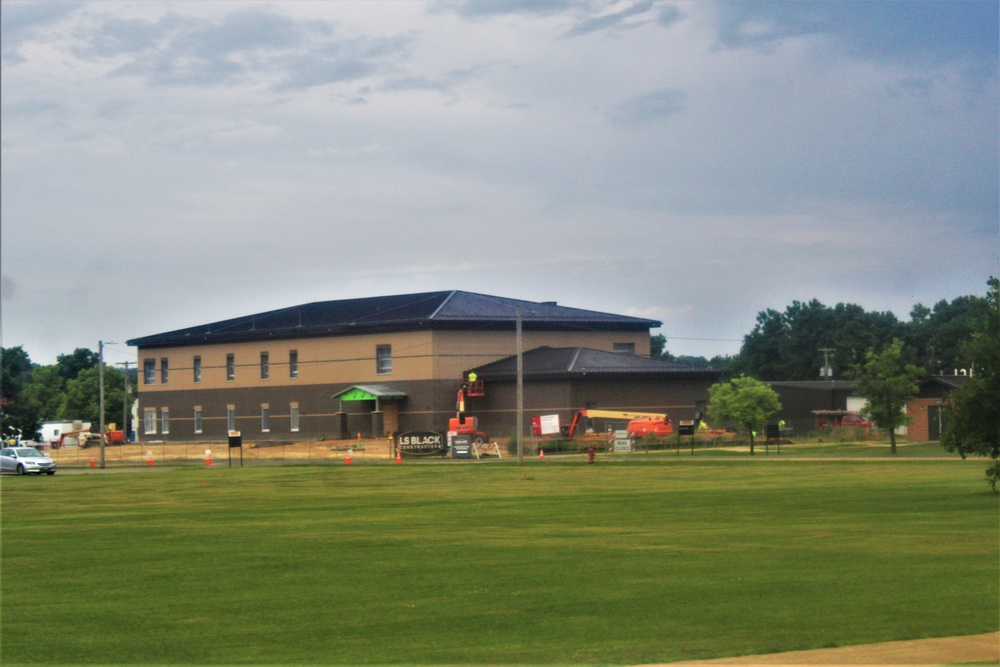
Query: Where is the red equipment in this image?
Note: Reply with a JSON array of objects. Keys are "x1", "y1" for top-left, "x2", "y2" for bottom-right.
[
  {"x1": 564, "y1": 409, "x2": 673, "y2": 439},
  {"x1": 452, "y1": 376, "x2": 488, "y2": 444}
]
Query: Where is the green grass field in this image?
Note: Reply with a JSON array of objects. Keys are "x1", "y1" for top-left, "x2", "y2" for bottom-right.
[{"x1": 2, "y1": 459, "x2": 997, "y2": 665}]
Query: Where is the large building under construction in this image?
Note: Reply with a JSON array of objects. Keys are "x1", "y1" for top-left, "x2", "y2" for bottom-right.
[{"x1": 126, "y1": 291, "x2": 720, "y2": 443}]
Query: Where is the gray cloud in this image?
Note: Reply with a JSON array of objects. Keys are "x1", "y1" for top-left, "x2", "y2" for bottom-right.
[
  {"x1": 0, "y1": 1, "x2": 83, "y2": 63},
  {"x1": 609, "y1": 89, "x2": 685, "y2": 126},
  {"x1": 713, "y1": 1, "x2": 1000, "y2": 64},
  {"x1": 439, "y1": 0, "x2": 681, "y2": 39},
  {"x1": 69, "y1": 8, "x2": 411, "y2": 92},
  {"x1": 658, "y1": 5, "x2": 684, "y2": 28},
  {"x1": 1, "y1": 1, "x2": 995, "y2": 365},
  {"x1": 713, "y1": 1, "x2": 826, "y2": 52},
  {"x1": 435, "y1": 0, "x2": 577, "y2": 19},
  {"x1": 563, "y1": 0, "x2": 656, "y2": 37}
]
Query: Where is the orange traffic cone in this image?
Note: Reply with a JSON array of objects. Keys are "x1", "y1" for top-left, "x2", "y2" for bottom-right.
[
  {"x1": 89, "y1": 456, "x2": 95, "y2": 467},
  {"x1": 146, "y1": 451, "x2": 153, "y2": 466},
  {"x1": 205, "y1": 452, "x2": 212, "y2": 467},
  {"x1": 539, "y1": 449, "x2": 545, "y2": 460},
  {"x1": 345, "y1": 449, "x2": 352, "y2": 465},
  {"x1": 396, "y1": 451, "x2": 402, "y2": 464}
]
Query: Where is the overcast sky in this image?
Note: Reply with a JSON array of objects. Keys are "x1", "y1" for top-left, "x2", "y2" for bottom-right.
[{"x1": 2, "y1": 0, "x2": 997, "y2": 367}]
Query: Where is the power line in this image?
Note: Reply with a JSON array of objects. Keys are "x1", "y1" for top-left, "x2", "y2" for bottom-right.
[{"x1": 665, "y1": 336, "x2": 743, "y2": 342}]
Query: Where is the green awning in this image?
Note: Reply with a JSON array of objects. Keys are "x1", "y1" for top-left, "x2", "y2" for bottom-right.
[
  {"x1": 338, "y1": 387, "x2": 378, "y2": 401},
  {"x1": 333, "y1": 385, "x2": 407, "y2": 401},
  {"x1": 331, "y1": 384, "x2": 406, "y2": 401},
  {"x1": 333, "y1": 385, "x2": 407, "y2": 413}
]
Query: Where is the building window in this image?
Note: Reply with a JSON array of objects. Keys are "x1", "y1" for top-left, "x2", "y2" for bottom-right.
[
  {"x1": 227, "y1": 406, "x2": 236, "y2": 433},
  {"x1": 143, "y1": 359, "x2": 156, "y2": 385},
  {"x1": 194, "y1": 407, "x2": 203, "y2": 434},
  {"x1": 289, "y1": 350, "x2": 299, "y2": 378},
  {"x1": 226, "y1": 354, "x2": 235, "y2": 381},
  {"x1": 376, "y1": 345, "x2": 392, "y2": 374},
  {"x1": 193, "y1": 356, "x2": 202, "y2": 383},
  {"x1": 261, "y1": 404, "x2": 270, "y2": 433},
  {"x1": 144, "y1": 408, "x2": 156, "y2": 435},
  {"x1": 160, "y1": 358, "x2": 169, "y2": 384},
  {"x1": 613, "y1": 343, "x2": 636, "y2": 355},
  {"x1": 161, "y1": 408, "x2": 170, "y2": 435},
  {"x1": 260, "y1": 352, "x2": 269, "y2": 380},
  {"x1": 290, "y1": 403, "x2": 300, "y2": 432}
]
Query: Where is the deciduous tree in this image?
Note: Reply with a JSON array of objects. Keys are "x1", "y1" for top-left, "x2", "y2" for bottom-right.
[
  {"x1": 907, "y1": 292, "x2": 992, "y2": 374},
  {"x1": 1, "y1": 346, "x2": 41, "y2": 442},
  {"x1": 650, "y1": 333, "x2": 671, "y2": 359},
  {"x1": 61, "y1": 365, "x2": 127, "y2": 429},
  {"x1": 941, "y1": 277, "x2": 1000, "y2": 491},
  {"x1": 25, "y1": 365, "x2": 65, "y2": 420},
  {"x1": 56, "y1": 348, "x2": 99, "y2": 381},
  {"x1": 738, "y1": 300, "x2": 903, "y2": 380},
  {"x1": 707, "y1": 375, "x2": 782, "y2": 455},
  {"x1": 850, "y1": 339, "x2": 923, "y2": 455}
]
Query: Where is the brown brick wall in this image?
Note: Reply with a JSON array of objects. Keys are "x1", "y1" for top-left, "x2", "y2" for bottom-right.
[
  {"x1": 907, "y1": 398, "x2": 951, "y2": 442},
  {"x1": 473, "y1": 376, "x2": 715, "y2": 438}
]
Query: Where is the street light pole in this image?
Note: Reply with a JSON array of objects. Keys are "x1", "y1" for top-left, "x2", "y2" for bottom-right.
[
  {"x1": 118, "y1": 361, "x2": 130, "y2": 444},
  {"x1": 516, "y1": 310, "x2": 523, "y2": 466}
]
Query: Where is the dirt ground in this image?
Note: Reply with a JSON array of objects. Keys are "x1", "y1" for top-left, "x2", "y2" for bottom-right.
[
  {"x1": 45, "y1": 438, "x2": 398, "y2": 465},
  {"x1": 655, "y1": 632, "x2": 999, "y2": 666}
]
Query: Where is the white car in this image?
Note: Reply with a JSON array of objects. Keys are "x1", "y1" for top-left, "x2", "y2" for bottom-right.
[{"x1": 1, "y1": 447, "x2": 57, "y2": 475}]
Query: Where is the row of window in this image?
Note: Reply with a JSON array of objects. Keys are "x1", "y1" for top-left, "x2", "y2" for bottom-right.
[
  {"x1": 142, "y1": 352, "x2": 299, "y2": 385},
  {"x1": 143, "y1": 345, "x2": 394, "y2": 385},
  {"x1": 142, "y1": 404, "x2": 301, "y2": 435}
]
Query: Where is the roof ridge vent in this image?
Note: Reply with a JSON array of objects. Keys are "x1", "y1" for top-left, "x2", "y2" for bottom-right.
[
  {"x1": 429, "y1": 291, "x2": 458, "y2": 319},
  {"x1": 567, "y1": 347, "x2": 583, "y2": 372}
]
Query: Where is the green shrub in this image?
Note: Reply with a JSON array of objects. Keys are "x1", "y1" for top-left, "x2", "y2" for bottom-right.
[
  {"x1": 505, "y1": 431, "x2": 520, "y2": 455},
  {"x1": 986, "y1": 459, "x2": 1000, "y2": 493},
  {"x1": 544, "y1": 439, "x2": 572, "y2": 453},
  {"x1": 633, "y1": 435, "x2": 672, "y2": 451},
  {"x1": 811, "y1": 425, "x2": 878, "y2": 443}
]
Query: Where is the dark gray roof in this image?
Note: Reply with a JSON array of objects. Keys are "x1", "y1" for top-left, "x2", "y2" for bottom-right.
[
  {"x1": 921, "y1": 375, "x2": 970, "y2": 389},
  {"x1": 127, "y1": 291, "x2": 661, "y2": 348},
  {"x1": 769, "y1": 380, "x2": 857, "y2": 391},
  {"x1": 469, "y1": 347, "x2": 721, "y2": 380}
]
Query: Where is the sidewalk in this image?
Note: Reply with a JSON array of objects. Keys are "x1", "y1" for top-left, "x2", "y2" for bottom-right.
[{"x1": 658, "y1": 632, "x2": 999, "y2": 666}]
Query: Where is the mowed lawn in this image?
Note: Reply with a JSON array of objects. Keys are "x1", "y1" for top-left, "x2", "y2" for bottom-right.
[{"x1": 2, "y1": 460, "x2": 997, "y2": 665}]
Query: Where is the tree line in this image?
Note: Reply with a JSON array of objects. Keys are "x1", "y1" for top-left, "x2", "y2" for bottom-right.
[
  {"x1": 2, "y1": 348, "x2": 136, "y2": 443},
  {"x1": 2, "y1": 279, "x2": 997, "y2": 483},
  {"x1": 654, "y1": 282, "x2": 994, "y2": 381},
  {"x1": 700, "y1": 278, "x2": 998, "y2": 488}
]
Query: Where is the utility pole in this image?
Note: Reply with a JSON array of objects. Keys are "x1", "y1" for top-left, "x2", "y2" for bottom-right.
[
  {"x1": 98, "y1": 341, "x2": 116, "y2": 469},
  {"x1": 516, "y1": 310, "x2": 523, "y2": 466},
  {"x1": 819, "y1": 347, "x2": 835, "y2": 378},
  {"x1": 819, "y1": 347, "x2": 835, "y2": 410}
]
